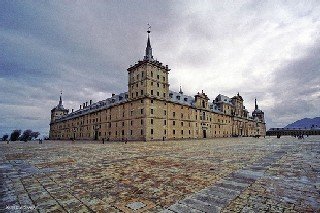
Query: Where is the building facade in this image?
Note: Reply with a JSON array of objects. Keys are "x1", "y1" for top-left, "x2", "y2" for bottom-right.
[{"x1": 49, "y1": 31, "x2": 266, "y2": 141}]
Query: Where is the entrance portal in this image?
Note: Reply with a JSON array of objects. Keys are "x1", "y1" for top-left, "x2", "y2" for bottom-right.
[
  {"x1": 203, "y1": 130, "x2": 207, "y2": 138},
  {"x1": 94, "y1": 131, "x2": 99, "y2": 140}
]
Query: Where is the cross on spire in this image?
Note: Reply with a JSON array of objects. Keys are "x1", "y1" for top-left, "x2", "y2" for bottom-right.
[
  {"x1": 59, "y1": 90, "x2": 63, "y2": 106},
  {"x1": 144, "y1": 23, "x2": 153, "y2": 61}
]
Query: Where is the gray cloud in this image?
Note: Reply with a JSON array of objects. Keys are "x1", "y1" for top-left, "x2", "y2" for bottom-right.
[{"x1": 1, "y1": 1, "x2": 320, "y2": 136}]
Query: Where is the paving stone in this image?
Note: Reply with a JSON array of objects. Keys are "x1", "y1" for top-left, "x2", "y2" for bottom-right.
[
  {"x1": 1, "y1": 137, "x2": 319, "y2": 212},
  {"x1": 179, "y1": 198, "x2": 221, "y2": 212},
  {"x1": 168, "y1": 203, "x2": 203, "y2": 212}
]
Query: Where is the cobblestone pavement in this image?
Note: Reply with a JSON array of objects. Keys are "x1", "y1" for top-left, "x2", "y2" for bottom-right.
[{"x1": 0, "y1": 137, "x2": 319, "y2": 212}]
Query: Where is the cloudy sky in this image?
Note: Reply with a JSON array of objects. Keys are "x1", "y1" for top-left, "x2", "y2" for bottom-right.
[{"x1": 1, "y1": 1, "x2": 319, "y2": 137}]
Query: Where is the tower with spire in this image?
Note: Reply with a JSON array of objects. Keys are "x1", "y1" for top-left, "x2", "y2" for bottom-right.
[
  {"x1": 50, "y1": 91, "x2": 69, "y2": 123},
  {"x1": 127, "y1": 24, "x2": 170, "y2": 101},
  {"x1": 252, "y1": 98, "x2": 264, "y2": 122}
]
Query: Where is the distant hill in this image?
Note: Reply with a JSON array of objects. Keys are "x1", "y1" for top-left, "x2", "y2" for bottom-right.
[{"x1": 285, "y1": 117, "x2": 320, "y2": 129}]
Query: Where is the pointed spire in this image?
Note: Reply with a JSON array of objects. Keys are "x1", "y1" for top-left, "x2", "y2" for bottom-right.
[
  {"x1": 255, "y1": 98, "x2": 258, "y2": 110},
  {"x1": 144, "y1": 23, "x2": 153, "y2": 61},
  {"x1": 59, "y1": 90, "x2": 63, "y2": 106},
  {"x1": 179, "y1": 86, "x2": 183, "y2": 94}
]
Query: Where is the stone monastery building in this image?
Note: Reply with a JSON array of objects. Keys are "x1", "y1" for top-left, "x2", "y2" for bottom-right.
[{"x1": 49, "y1": 30, "x2": 266, "y2": 141}]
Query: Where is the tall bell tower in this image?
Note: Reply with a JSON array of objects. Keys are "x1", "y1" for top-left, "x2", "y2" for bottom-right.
[
  {"x1": 127, "y1": 26, "x2": 170, "y2": 101},
  {"x1": 50, "y1": 92, "x2": 69, "y2": 123}
]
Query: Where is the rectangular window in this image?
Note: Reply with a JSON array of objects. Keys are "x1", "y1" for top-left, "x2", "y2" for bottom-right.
[
  {"x1": 163, "y1": 76, "x2": 165, "y2": 81},
  {"x1": 141, "y1": 119, "x2": 143, "y2": 125},
  {"x1": 151, "y1": 109, "x2": 154, "y2": 114},
  {"x1": 141, "y1": 129, "x2": 143, "y2": 135},
  {"x1": 173, "y1": 112, "x2": 175, "y2": 117},
  {"x1": 181, "y1": 130, "x2": 183, "y2": 135},
  {"x1": 151, "y1": 129, "x2": 153, "y2": 134},
  {"x1": 136, "y1": 92, "x2": 138, "y2": 97},
  {"x1": 157, "y1": 83, "x2": 159, "y2": 87},
  {"x1": 157, "y1": 92, "x2": 159, "y2": 96},
  {"x1": 164, "y1": 110, "x2": 167, "y2": 115},
  {"x1": 164, "y1": 120, "x2": 166, "y2": 125},
  {"x1": 173, "y1": 130, "x2": 175, "y2": 134},
  {"x1": 131, "y1": 120, "x2": 133, "y2": 125},
  {"x1": 151, "y1": 119, "x2": 153, "y2": 124},
  {"x1": 141, "y1": 90, "x2": 143, "y2": 95},
  {"x1": 131, "y1": 130, "x2": 133, "y2": 135},
  {"x1": 151, "y1": 90, "x2": 154, "y2": 95},
  {"x1": 181, "y1": 122, "x2": 183, "y2": 126},
  {"x1": 151, "y1": 100, "x2": 153, "y2": 103},
  {"x1": 163, "y1": 93, "x2": 166, "y2": 97},
  {"x1": 173, "y1": 121, "x2": 175, "y2": 125},
  {"x1": 141, "y1": 109, "x2": 144, "y2": 114},
  {"x1": 122, "y1": 122, "x2": 124, "y2": 127},
  {"x1": 157, "y1": 74, "x2": 159, "y2": 79}
]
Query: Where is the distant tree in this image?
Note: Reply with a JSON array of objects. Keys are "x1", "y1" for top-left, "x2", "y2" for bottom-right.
[
  {"x1": 10, "y1": 130, "x2": 21, "y2": 141},
  {"x1": 30, "y1": 131, "x2": 40, "y2": 139},
  {"x1": 20, "y1": 129, "x2": 33, "y2": 141},
  {"x1": 2, "y1": 134, "x2": 9, "y2": 141}
]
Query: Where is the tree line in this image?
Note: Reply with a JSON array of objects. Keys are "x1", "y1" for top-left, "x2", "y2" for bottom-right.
[{"x1": 2, "y1": 129, "x2": 40, "y2": 141}]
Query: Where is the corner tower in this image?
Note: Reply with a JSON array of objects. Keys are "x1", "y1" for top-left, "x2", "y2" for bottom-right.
[
  {"x1": 127, "y1": 27, "x2": 170, "y2": 101},
  {"x1": 50, "y1": 92, "x2": 69, "y2": 123},
  {"x1": 252, "y1": 98, "x2": 265, "y2": 122}
]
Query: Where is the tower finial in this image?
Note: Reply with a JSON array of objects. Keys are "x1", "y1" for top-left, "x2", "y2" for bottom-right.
[
  {"x1": 179, "y1": 86, "x2": 183, "y2": 94},
  {"x1": 254, "y1": 98, "x2": 258, "y2": 110},
  {"x1": 147, "y1": 23, "x2": 151, "y2": 34},
  {"x1": 144, "y1": 23, "x2": 153, "y2": 61},
  {"x1": 59, "y1": 90, "x2": 62, "y2": 105}
]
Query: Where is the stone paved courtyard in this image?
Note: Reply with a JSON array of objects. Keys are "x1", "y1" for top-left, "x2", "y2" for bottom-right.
[{"x1": 0, "y1": 137, "x2": 319, "y2": 212}]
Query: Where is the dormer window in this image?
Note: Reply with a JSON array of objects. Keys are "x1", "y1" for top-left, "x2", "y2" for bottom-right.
[
  {"x1": 169, "y1": 93, "x2": 173, "y2": 98},
  {"x1": 177, "y1": 96, "x2": 180, "y2": 100},
  {"x1": 112, "y1": 99, "x2": 115, "y2": 103},
  {"x1": 184, "y1": 97, "x2": 188, "y2": 101}
]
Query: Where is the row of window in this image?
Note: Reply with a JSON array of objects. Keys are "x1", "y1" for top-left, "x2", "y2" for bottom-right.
[
  {"x1": 131, "y1": 71, "x2": 166, "y2": 81},
  {"x1": 131, "y1": 81, "x2": 167, "y2": 89}
]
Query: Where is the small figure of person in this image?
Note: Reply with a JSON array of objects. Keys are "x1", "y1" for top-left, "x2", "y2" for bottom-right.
[{"x1": 102, "y1": 138, "x2": 105, "y2": 144}]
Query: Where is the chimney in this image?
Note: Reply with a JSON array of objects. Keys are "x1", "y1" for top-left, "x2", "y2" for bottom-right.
[
  {"x1": 86, "y1": 101, "x2": 88, "y2": 106},
  {"x1": 90, "y1": 100, "x2": 92, "y2": 105},
  {"x1": 80, "y1": 105, "x2": 82, "y2": 109},
  {"x1": 112, "y1": 93, "x2": 115, "y2": 97},
  {"x1": 83, "y1": 103, "x2": 85, "y2": 108},
  {"x1": 72, "y1": 109, "x2": 74, "y2": 112}
]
